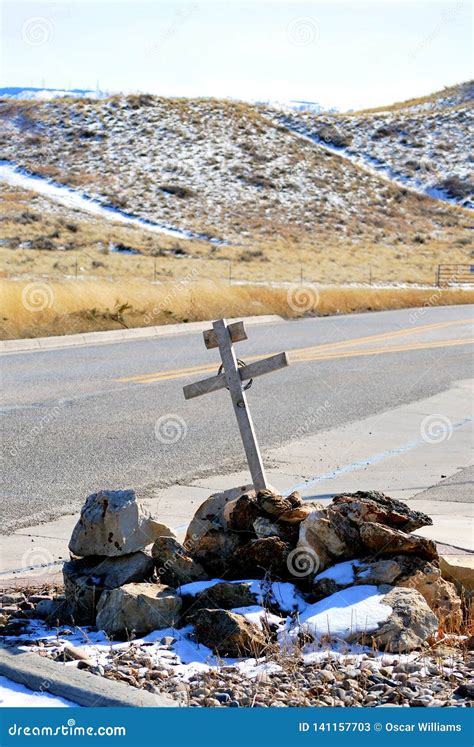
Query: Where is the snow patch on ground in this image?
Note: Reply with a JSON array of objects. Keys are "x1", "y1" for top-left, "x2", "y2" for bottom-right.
[
  {"x1": 0, "y1": 161, "x2": 221, "y2": 243},
  {"x1": 0, "y1": 675, "x2": 77, "y2": 708},
  {"x1": 176, "y1": 578, "x2": 307, "y2": 614},
  {"x1": 3, "y1": 582, "x2": 398, "y2": 688},
  {"x1": 313, "y1": 560, "x2": 362, "y2": 587},
  {"x1": 231, "y1": 605, "x2": 284, "y2": 629},
  {"x1": 282, "y1": 122, "x2": 473, "y2": 209},
  {"x1": 176, "y1": 578, "x2": 227, "y2": 596},
  {"x1": 295, "y1": 585, "x2": 392, "y2": 641}
]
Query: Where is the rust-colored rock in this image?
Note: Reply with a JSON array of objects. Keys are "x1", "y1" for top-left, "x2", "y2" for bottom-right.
[
  {"x1": 232, "y1": 537, "x2": 291, "y2": 578},
  {"x1": 152, "y1": 536, "x2": 208, "y2": 587},
  {"x1": 190, "y1": 527, "x2": 242, "y2": 576},
  {"x1": 227, "y1": 492, "x2": 260, "y2": 533},
  {"x1": 359, "y1": 522, "x2": 438, "y2": 560},
  {"x1": 395, "y1": 563, "x2": 463, "y2": 631},
  {"x1": 332, "y1": 491, "x2": 432, "y2": 532},
  {"x1": 191, "y1": 608, "x2": 267, "y2": 657},
  {"x1": 256, "y1": 489, "x2": 311, "y2": 524}
]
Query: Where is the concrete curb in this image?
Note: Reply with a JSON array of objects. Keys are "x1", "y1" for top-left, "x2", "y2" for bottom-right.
[
  {"x1": 0, "y1": 646, "x2": 177, "y2": 707},
  {"x1": 0, "y1": 315, "x2": 283, "y2": 354}
]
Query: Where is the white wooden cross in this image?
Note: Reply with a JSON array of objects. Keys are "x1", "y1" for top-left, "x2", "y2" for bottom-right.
[{"x1": 183, "y1": 319, "x2": 289, "y2": 491}]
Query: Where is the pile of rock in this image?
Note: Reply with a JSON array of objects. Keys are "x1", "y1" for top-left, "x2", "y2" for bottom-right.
[
  {"x1": 58, "y1": 485, "x2": 466, "y2": 657},
  {"x1": 63, "y1": 489, "x2": 178, "y2": 629}
]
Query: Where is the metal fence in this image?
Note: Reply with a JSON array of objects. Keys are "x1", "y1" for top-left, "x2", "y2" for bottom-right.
[{"x1": 437, "y1": 264, "x2": 474, "y2": 287}]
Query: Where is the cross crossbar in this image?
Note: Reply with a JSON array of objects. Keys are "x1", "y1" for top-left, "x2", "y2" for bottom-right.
[{"x1": 183, "y1": 351, "x2": 289, "y2": 400}]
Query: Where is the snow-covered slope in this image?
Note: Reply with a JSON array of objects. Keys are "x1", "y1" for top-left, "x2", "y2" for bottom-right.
[
  {"x1": 0, "y1": 85, "x2": 471, "y2": 248},
  {"x1": 265, "y1": 81, "x2": 474, "y2": 209}
]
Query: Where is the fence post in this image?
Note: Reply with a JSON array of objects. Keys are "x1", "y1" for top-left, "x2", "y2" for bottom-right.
[
  {"x1": 75, "y1": 258, "x2": 78, "y2": 279},
  {"x1": 300, "y1": 266, "x2": 304, "y2": 284},
  {"x1": 154, "y1": 258, "x2": 157, "y2": 282},
  {"x1": 229, "y1": 260, "x2": 232, "y2": 286},
  {"x1": 436, "y1": 265, "x2": 440, "y2": 287}
]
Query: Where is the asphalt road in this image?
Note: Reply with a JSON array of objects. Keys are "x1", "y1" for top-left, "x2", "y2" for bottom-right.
[{"x1": 1, "y1": 304, "x2": 473, "y2": 533}]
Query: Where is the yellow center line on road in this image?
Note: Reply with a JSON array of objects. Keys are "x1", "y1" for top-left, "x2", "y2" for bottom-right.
[
  {"x1": 292, "y1": 337, "x2": 474, "y2": 363},
  {"x1": 117, "y1": 318, "x2": 472, "y2": 384},
  {"x1": 116, "y1": 336, "x2": 473, "y2": 385},
  {"x1": 116, "y1": 319, "x2": 472, "y2": 384}
]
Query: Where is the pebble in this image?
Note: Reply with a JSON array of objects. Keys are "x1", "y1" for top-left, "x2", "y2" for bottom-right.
[
  {"x1": 1, "y1": 593, "x2": 25, "y2": 605},
  {"x1": 394, "y1": 662, "x2": 421, "y2": 674},
  {"x1": 215, "y1": 692, "x2": 231, "y2": 703},
  {"x1": 320, "y1": 671, "x2": 336, "y2": 683},
  {"x1": 2, "y1": 586, "x2": 472, "y2": 710}
]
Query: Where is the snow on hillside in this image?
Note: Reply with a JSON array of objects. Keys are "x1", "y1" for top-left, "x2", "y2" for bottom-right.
[
  {"x1": 0, "y1": 87, "x2": 106, "y2": 101},
  {"x1": 266, "y1": 81, "x2": 474, "y2": 209},
  {"x1": 0, "y1": 86, "x2": 471, "y2": 248}
]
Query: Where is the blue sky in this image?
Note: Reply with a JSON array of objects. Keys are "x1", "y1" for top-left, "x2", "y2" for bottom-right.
[{"x1": 1, "y1": 0, "x2": 472, "y2": 109}]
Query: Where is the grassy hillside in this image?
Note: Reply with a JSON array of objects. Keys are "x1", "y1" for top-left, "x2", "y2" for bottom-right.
[{"x1": 0, "y1": 84, "x2": 472, "y2": 338}]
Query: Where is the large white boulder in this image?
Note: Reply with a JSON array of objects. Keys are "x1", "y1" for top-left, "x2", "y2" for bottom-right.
[
  {"x1": 96, "y1": 582, "x2": 182, "y2": 636},
  {"x1": 69, "y1": 489, "x2": 175, "y2": 557}
]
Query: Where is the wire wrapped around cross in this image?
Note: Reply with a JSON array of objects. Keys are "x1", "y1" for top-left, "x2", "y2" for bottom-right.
[{"x1": 218, "y1": 359, "x2": 253, "y2": 394}]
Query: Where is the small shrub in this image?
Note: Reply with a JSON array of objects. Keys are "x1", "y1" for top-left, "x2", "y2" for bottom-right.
[
  {"x1": 159, "y1": 184, "x2": 195, "y2": 199},
  {"x1": 437, "y1": 176, "x2": 474, "y2": 200},
  {"x1": 126, "y1": 94, "x2": 156, "y2": 109},
  {"x1": 239, "y1": 249, "x2": 268, "y2": 262},
  {"x1": 317, "y1": 126, "x2": 352, "y2": 148},
  {"x1": 17, "y1": 211, "x2": 40, "y2": 225},
  {"x1": 372, "y1": 124, "x2": 400, "y2": 139}
]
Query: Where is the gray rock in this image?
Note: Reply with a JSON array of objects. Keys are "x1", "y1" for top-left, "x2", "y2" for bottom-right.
[
  {"x1": 191, "y1": 608, "x2": 266, "y2": 657},
  {"x1": 351, "y1": 586, "x2": 438, "y2": 652},
  {"x1": 34, "y1": 597, "x2": 70, "y2": 623},
  {"x1": 192, "y1": 582, "x2": 257, "y2": 611},
  {"x1": 63, "y1": 551, "x2": 154, "y2": 624},
  {"x1": 96, "y1": 582, "x2": 182, "y2": 637},
  {"x1": 354, "y1": 559, "x2": 403, "y2": 585},
  {"x1": 152, "y1": 536, "x2": 208, "y2": 587},
  {"x1": 69, "y1": 489, "x2": 175, "y2": 558}
]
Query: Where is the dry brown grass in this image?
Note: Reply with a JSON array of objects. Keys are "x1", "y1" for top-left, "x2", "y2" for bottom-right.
[
  {"x1": 350, "y1": 80, "x2": 473, "y2": 115},
  {"x1": 1, "y1": 278, "x2": 472, "y2": 340}
]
